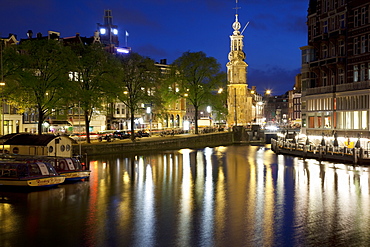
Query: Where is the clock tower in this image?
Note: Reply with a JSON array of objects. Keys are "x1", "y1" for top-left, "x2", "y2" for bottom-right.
[{"x1": 226, "y1": 12, "x2": 253, "y2": 126}]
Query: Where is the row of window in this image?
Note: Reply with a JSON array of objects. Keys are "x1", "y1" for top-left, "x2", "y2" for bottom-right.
[
  {"x1": 307, "y1": 97, "x2": 333, "y2": 111},
  {"x1": 307, "y1": 111, "x2": 368, "y2": 130},
  {"x1": 307, "y1": 94, "x2": 370, "y2": 112},
  {"x1": 353, "y1": 64, "x2": 370, "y2": 82},
  {"x1": 322, "y1": 0, "x2": 346, "y2": 13},
  {"x1": 353, "y1": 6, "x2": 370, "y2": 28},
  {"x1": 320, "y1": 40, "x2": 346, "y2": 59},
  {"x1": 310, "y1": 63, "x2": 370, "y2": 86},
  {"x1": 353, "y1": 34, "x2": 370, "y2": 55},
  {"x1": 337, "y1": 95, "x2": 370, "y2": 110}
]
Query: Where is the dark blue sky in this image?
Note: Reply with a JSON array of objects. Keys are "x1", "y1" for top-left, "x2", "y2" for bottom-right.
[{"x1": 0, "y1": 0, "x2": 308, "y2": 95}]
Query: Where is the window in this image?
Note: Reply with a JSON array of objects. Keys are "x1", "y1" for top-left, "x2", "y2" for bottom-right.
[
  {"x1": 331, "y1": 45, "x2": 335, "y2": 57},
  {"x1": 308, "y1": 116, "x2": 315, "y2": 128},
  {"x1": 322, "y1": 72, "x2": 327, "y2": 86},
  {"x1": 339, "y1": 40, "x2": 345, "y2": 56},
  {"x1": 340, "y1": 14, "x2": 345, "y2": 28},
  {"x1": 323, "y1": 20, "x2": 328, "y2": 33},
  {"x1": 361, "y1": 36, "x2": 366, "y2": 53},
  {"x1": 322, "y1": 45, "x2": 328, "y2": 58},
  {"x1": 362, "y1": 111, "x2": 367, "y2": 129},
  {"x1": 361, "y1": 64, "x2": 365, "y2": 81},
  {"x1": 354, "y1": 9, "x2": 359, "y2": 27},
  {"x1": 354, "y1": 65, "x2": 359, "y2": 82},
  {"x1": 361, "y1": 7, "x2": 366, "y2": 25},
  {"x1": 317, "y1": 116, "x2": 322, "y2": 128},
  {"x1": 338, "y1": 68, "x2": 344, "y2": 84},
  {"x1": 354, "y1": 37, "x2": 358, "y2": 55},
  {"x1": 330, "y1": 17, "x2": 335, "y2": 31}
]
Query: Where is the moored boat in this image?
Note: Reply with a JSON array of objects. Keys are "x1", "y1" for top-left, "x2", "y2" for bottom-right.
[
  {"x1": 14, "y1": 157, "x2": 91, "y2": 182},
  {"x1": 0, "y1": 161, "x2": 65, "y2": 187},
  {"x1": 48, "y1": 157, "x2": 91, "y2": 182}
]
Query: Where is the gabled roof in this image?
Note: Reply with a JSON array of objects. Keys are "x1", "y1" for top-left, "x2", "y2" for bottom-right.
[{"x1": 3, "y1": 134, "x2": 57, "y2": 146}]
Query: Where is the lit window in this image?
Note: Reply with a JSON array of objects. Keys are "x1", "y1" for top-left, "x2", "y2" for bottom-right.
[
  {"x1": 100, "y1": 28, "x2": 106, "y2": 35},
  {"x1": 112, "y1": 28, "x2": 118, "y2": 35},
  {"x1": 354, "y1": 65, "x2": 359, "y2": 82}
]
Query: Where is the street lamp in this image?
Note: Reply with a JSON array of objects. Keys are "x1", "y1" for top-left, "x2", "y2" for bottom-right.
[
  {"x1": 206, "y1": 106, "x2": 212, "y2": 126},
  {"x1": 146, "y1": 105, "x2": 152, "y2": 135}
]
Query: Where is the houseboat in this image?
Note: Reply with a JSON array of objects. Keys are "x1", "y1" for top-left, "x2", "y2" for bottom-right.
[
  {"x1": 0, "y1": 134, "x2": 91, "y2": 182},
  {"x1": 0, "y1": 161, "x2": 65, "y2": 187}
]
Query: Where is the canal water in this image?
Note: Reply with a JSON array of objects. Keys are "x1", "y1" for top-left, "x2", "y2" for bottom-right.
[{"x1": 1, "y1": 144, "x2": 370, "y2": 247}]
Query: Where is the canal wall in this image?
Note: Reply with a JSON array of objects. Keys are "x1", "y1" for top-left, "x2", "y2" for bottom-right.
[{"x1": 72, "y1": 132, "x2": 237, "y2": 156}]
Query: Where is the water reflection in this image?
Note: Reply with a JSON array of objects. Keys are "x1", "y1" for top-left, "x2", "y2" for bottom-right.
[{"x1": 1, "y1": 145, "x2": 370, "y2": 246}]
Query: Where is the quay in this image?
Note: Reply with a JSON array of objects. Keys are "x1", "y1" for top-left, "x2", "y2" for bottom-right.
[
  {"x1": 72, "y1": 132, "x2": 235, "y2": 156},
  {"x1": 71, "y1": 127, "x2": 268, "y2": 156},
  {"x1": 271, "y1": 138, "x2": 370, "y2": 165}
]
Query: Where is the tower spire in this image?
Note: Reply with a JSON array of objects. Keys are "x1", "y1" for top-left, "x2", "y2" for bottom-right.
[{"x1": 227, "y1": 0, "x2": 253, "y2": 126}]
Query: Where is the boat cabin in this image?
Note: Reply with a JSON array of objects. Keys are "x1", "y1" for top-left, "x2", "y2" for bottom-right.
[{"x1": 2, "y1": 134, "x2": 73, "y2": 157}]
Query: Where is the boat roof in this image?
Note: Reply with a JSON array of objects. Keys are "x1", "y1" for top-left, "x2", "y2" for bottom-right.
[{"x1": 3, "y1": 134, "x2": 59, "y2": 146}]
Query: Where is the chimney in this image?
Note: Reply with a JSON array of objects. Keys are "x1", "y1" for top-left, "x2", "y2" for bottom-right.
[
  {"x1": 36, "y1": 32, "x2": 42, "y2": 39},
  {"x1": 160, "y1": 59, "x2": 167, "y2": 65}
]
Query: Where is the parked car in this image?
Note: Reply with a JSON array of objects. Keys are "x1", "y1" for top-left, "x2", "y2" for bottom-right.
[
  {"x1": 98, "y1": 130, "x2": 115, "y2": 142},
  {"x1": 137, "y1": 130, "x2": 150, "y2": 137},
  {"x1": 113, "y1": 131, "x2": 130, "y2": 140}
]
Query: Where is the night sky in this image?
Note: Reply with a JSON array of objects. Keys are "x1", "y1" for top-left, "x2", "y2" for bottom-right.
[{"x1": 0, "y1": 0, "x2": 308, "y2": 95}]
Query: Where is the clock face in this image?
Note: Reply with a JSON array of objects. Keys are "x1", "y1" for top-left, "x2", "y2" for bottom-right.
[{"x1": 233, "y1": 21, "x2": 241, "y2": 31}]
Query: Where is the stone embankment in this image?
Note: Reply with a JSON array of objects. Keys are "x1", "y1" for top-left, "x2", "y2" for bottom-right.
[{"x1": 72, "y1": 132, "x2": 237, "y2": 156}]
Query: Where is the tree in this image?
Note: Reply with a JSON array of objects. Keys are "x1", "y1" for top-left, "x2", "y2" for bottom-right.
[
  {"x1": 115, "y1": 53, "x2": 161, "y2": 141},
  {"x1": 68, "y1": 43, "x2": 117, "y2": 143},
  {"x1": 6, "y1": 39, "x2": 73, "y2": 135},
  {"x1": 208, "y1": 72, "x2": 228, "y2": 125},
  {"x1": 171, "y1": 51, "x2": 224, "y2": 134}
]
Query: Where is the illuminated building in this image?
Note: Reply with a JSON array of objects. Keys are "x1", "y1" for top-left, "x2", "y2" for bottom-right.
[
  {"x1": 301, "y1": 0, "x2": 370, "y2": 140},
  {"x1": 97, "y1": 9, "x2": 131, "y2": 54},
  {"x1": 226, "y1": 8, "x2": 254, "y2": 126}
]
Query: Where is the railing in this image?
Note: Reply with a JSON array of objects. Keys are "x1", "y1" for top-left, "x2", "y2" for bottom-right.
[
  {"x1": 306, "y1": 85, "x2": 334, "y2": 95},
  {"x1": 271, "y1": 138, "x2": 370, "y2": 165},
  {"x1": 336, "y1": 81, "x2": 370, "y2": 92},
  {"x1": 305, "y1": 81, "x2": 370, "y2": 95}
]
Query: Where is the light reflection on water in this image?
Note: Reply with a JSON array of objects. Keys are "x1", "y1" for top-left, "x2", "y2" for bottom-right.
[{"x1": 1, "y1": 145, "x2": 370, "y2": 246}]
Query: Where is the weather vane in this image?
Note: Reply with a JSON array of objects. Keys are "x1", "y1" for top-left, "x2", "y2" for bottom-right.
[{"x1": 233, "y1": 0, "x2": 241, "y2": 14}]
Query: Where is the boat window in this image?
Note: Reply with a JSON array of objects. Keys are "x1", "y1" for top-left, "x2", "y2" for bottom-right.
[
  {"x1": 0, "y1": 164, "x2": 19, "y2": 178},
  {"x1": 66, "y1": 144, "x2": 71, "y2": 151},
  {"x1": 28, "y1": 163, "x2": 42, "y2": 176},
  {"x1": 17, "y1": 165, "x2": 28, "y2": 177},
  {"x1": 60, "y1": 145, "x2": 65, "y2": 152},
  {"x1": 72, "y1": 158, "x2": 82, "y2": 170},
  {"x1": 12, "y1": 147, "x2": 19, "y2": 154}
]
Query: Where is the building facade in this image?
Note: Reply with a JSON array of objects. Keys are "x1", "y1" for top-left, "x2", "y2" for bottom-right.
[
  {"x1": 301, "y1": 0, "x2": 370, "y2": 141},
  {"x1": 226, "y1": 13, "x2": 253, "y2": 126}
]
